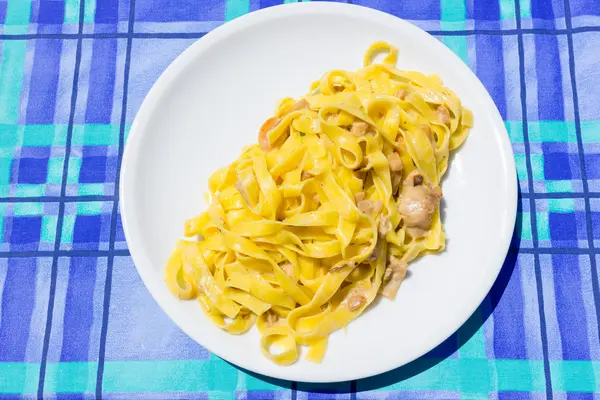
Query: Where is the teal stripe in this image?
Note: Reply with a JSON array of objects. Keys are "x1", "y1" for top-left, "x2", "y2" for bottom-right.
[
  {"x1": 521, "y1": 211, "x2": 533, "y2": 241},
  {"x1": 458, "y1": 313, "x2": 487, "y2": 359},
  {"x1": 72, "y1": 124, "x2": 121, "y2": 146},
  {"x1": 76, "y1": 201, "x2": 105, "y2": 215},
  {"x1": 208, "y1": 354, "x2": 238, "y2": 392},
  {"x1": 0, "y1": 125, "x2": 20, "y2": 148},
  {"x1": 102, "y1": 360, "x2": 211, "y2": 392},
  {"x1": 442, "y1": 36, "x2": 468, "y2": 64},
  {"x1": 519, "y1": 0, "x2": 532, "y2": 19},
  {"x1": 528, "y1": 121, "x2": 577, "y2": 143},
  {"x1": 0, "y1": 360, "x2": 554, "y2": 394},
  {"x1": 225, "y1": 0, "x2": 250, "y2": 21},
  {"x1": 14, "y1": 202, "x2": 44, "y2": 216},
  {"x1": 506, "y1": 121, "x2": 524, "y2": 143},
  {"x1": 0, "y1": 41, "x2": 27, "y2": 124},
  {"x1": 0, "y1": 363, "x2": 40, "y2": 394},
  {"x1": 546, "y1": 180, "x2": 574, "y2": 193},
  {"x1": 514, "y1": 154, "x2": 528, "y2": 183},
  {"x1": 530, "y1": 154, "x2": 544, "y2": 180},
  {"x1": 64, "y1": 0, "x2": 81, "y2": 24},
  {"x1": 78, "y1": 183, "x2": 107, "y2": 196},
  {"x1": 500, "y1": 0, "x2": 517, "y2": 20},
  {"x1": 548, "y1": 198, "x2": 575, "y2": 213},
  {"x1": 44, "y1": 362, "x2": 97, "y2": 394},
  {"x1": 536, "y1": 212, "x2": 550, "y2": 241},
  {"x1": 550, "y1": 361, "x2": 600, "y2": 392},
  {"x1": 41, "y1": 215, "x2": 58, "y2": 243},
  {"x1": 4, "y1": 0, "x2": 32, "y2": 25},
  {"x1": 581, "y1": 120, "x2": 600, "y2": 143},
  {"x1": 505, "y1": 120, "x2": 598, "y2": 144},
  {"x1": 84, "y1": 0, "x2": 96, "y2": 23},
  {"x1": 61, "y1": 215, "x2": 76, "y2": 244},
  {"x1": 16, "y1": 184, "x2": 45, "y2": 197},
  {"x1": 496, "y1": 360, "x2": 545, "y2": 391},
  {"x1": 440, "y1": 0, "x2": 465, "y2": 23}
]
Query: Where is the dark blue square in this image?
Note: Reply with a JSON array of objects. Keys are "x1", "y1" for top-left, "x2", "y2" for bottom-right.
[
  {"x1": 470, "y1": 0, "x2": 500, "y2": 20},
  {"x1": 585, "y1": 154, "x2": 600, "y2": 179},
  {"x1": 10, "y1": 217, "x2": 42, "y2": 245},
  {"x1": 73, "y1": 215, "x2": 101, "y2": 245},
  {"x1": 96, "y1": 0, "x2": 119, "y2": 23},
  {"x1": 543, "y1": 152, "x2": 572, "y2": 180},
  {"x1": 259, "y1": 0, "x2": 281, "y2": 8},
  {"x1": 549, "y1": 212, "x2": 577, "y2": 240},
  {"x1": 38, "y1": 0, "x2": 65, "y2": 24},
  {"x1": 18, "y1": 158, "x2": 48, "y2": 184},
  {"x1": 531, "y1": 0, "x2": 562, "y2": 19},
  {"x1": 79, "y1": 156, "x2": 107, "y2": 183},
  {"x1": 135, "y1": 0, "x2": 225, "y2": 22}
]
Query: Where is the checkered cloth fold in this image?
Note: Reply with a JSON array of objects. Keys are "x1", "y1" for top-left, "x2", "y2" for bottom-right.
[{"x1": 1, "y1": 0, "x2": 600, "y2": 398}]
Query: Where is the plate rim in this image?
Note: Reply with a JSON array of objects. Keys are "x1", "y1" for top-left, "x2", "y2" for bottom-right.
[{"x1": 120, "y1": 1, "x2": 518, "y2": 383}]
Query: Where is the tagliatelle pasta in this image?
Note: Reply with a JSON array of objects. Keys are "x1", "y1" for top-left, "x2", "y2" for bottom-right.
[{"x1": 165, "y1": 42, "x2": 472, "y2": 365}]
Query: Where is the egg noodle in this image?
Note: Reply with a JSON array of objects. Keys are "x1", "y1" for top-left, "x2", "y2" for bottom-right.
[{"x1": 165, "y1": 42, "x2": 472, "y2": 365}]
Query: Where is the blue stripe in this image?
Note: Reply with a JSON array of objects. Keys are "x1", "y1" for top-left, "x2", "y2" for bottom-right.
[
  {"x1": 25, "y1": 39, "x2": 62, "y2": 124},
  {"x1": 37, "y1": 0, "x2": 87, "y2": 396},
  {"x1": 553, "y1": 255, "x2": 590, "y2": 359},
  {"x1": 0, "y1": 258, "x2": 36, "y2": 361},
  {"x1": 493, "y1": 256, "x2": 527, "y2": 358},
  {"x1": 514, "y1": 0, "x2": 553, "y2": 396},
  {"x1": 2, "y1": 27, "x2": 600, "y2": 41},
  {"x1": 475, "y1": 35, "x2": 507, "y2": 119},
  {"x1": 60, "y1": 257, "x2": 98, "y2": 361},
  {"x1": 96, "y1": 0, "x2": 136, "y2": 396},
  {"x1": 534, "y1": 34, "x2": 565, "y2": 120},
  {"x1": 85, "y1": 39, "x2": 117, "y2": 123}
]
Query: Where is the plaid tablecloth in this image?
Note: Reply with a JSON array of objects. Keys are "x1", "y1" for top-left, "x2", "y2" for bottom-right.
[{"x1": 1, "y1": 0, "x2": 599, "y2": 398}]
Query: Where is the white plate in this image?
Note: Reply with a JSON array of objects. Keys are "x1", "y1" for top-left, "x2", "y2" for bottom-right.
[{"x1": 120, "y1": 2, "x2": 517, "y2": 383}]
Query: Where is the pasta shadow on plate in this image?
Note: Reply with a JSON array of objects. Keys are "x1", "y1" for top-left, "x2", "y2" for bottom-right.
[{"x1": 236, "y1": 186, "x2": 522, "y2": 392}]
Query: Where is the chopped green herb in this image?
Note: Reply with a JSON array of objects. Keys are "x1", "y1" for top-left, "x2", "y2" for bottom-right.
[{"x1": 299, "y1": 132, "x2": 306, "y2": 137}]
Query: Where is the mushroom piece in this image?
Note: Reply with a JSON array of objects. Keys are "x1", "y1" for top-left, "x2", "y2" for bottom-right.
[
  {"x1": 378, "y1": 215, "x2": 392, "y2": 236},
  {"x1": 397, "y1": 170, "x2": 442, "y2": 237},
  {"x1": 350, "y1": 121, "x2": 369, "y2": 136},
  {"x1": 436, "y1": 105, "x2": 451, "y2": 126},
  {"x1": 358, "y1": 199, "x2": 383, "y2": 215},
  {"x1": 381, "y1": 256, "x2": 408, "y2": 300},
  {"x1": 347, "y1": 294, "x2": 367, "y2": 311}
]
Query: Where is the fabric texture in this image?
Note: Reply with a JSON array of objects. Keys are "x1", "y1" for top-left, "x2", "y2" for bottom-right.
[{"x1": 1, "y1": 0, "x2": 600, "y2": 398}]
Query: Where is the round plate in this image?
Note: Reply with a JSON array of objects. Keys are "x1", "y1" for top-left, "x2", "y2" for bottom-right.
[{"x1": 120, "y1": 2, "x2": 517, "y2": 383}]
